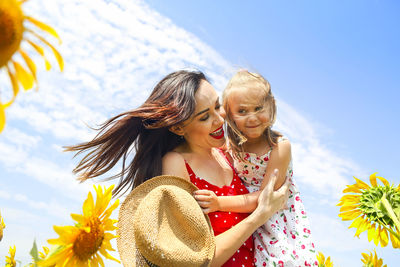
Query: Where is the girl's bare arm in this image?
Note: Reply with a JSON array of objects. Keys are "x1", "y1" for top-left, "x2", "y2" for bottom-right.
[{"x1": 195, "y1": 140, "x2": 291, "y2": 213}]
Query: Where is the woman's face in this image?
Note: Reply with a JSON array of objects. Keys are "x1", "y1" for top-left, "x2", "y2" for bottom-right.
[{"x1": 179, "y1": 80, "x2": 226, "y2": 151}]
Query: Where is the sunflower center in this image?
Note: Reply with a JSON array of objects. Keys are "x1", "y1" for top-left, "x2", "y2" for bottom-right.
[
  {"x1": 0, "y1": 0, "x2": 24, "y2": 67},
  {"x1": 72, "y1": 217, "x2": 105, "y2": 261},
  {"x1": 359, "y1": 185, "x2": 400, "y2": 227}
]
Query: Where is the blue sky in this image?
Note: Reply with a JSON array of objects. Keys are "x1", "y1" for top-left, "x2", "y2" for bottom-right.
[{"x1": 0, "y1": 0, "x2": 399, "y2": 266}]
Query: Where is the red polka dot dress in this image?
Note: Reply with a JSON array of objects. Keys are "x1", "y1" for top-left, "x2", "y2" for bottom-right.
[{"x1": 185, "y1": 150, "x2": 255, "y2": 267}]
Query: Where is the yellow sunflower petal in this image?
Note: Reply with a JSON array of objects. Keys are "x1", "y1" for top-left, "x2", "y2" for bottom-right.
[
  {"x1": 4, "y1": 65, "x2": 20, "y2": 108},
  {"x1": 339, "y1": 204, "x2": 358, "y2": 212},
  {"x1": 97, "y1": 254, "x2": 105, "y2": 267},
  {"x1": 316, "y1": 252, "x2": 325, "y2": 263},
  {"x1": 95, "y1": 186, "x2": 111, "y2": 216},
  {"x1": 349, "y1": 216, "x2": 363, "y2": 230},
  {"x1": 26, "y1": 39, "x2": 52, "y2": 70},
  {"x1": 369, "y1": 172, "x2": 378, "y2": 187},
  {"x1": 339, "y1": 209, "x2": 362, "y2": 220},
  {"x1": 102, "y1": 199, "x2": 119, "y2": 219},
  {"x1": 0, "y1": 103, "x2": 5, "y2": 133},
  {"x1": 377, "y1": 176, "x2": 389, "y2": 186},
  {"x1": 339, "y1": 194, "x2": 360, "y2": 203},
  {"x1": 98, "y1": 246, "x2": 120, "y2": 263},
  {"x1": 379, "y1": 227, "x2": 389, "y2": 247},
  {"x1": 326, "y1": 256, "x2": 333, "y2": 267},
  {"x1": 102, "y1": 219, "x2": 117, "y2": 231},
  {"x1": 50, "y1": 225, "x2": 79, "y2": 244},
  {"x1": 343, "y1": 184, "x2": 362, "y2": 193},
  {"x1": 368, "y1": 223, "x2": 377, "y2": 242},
  {"x1": 27, "y1": 30, "x2": 64, "y2": 71},
  {"x1": 354, "y1": 177, "x2": 370, "y2": 190},
  {"x1": 25, "y1": 16, "x2": 61, "y2": 43},
  {"x1": 361, "y1": 252, "x2": 368, "y2": 262},
  {"x1": 390, "y1": 231, "x2": 400, "y2": 248},
  {"x1": 13, "y1": 61, "x2": 34, "y2": 90},
  {"x1": 372, "y1": 227, "x2": 381, "y2": 246},
  {"x1": 70, "y1": 213, "x2": 84, "y2": 224},
  {"x1": 354, "y1": 218, "x2": 370, "y2": 237},
  {"x1": 19, "y1": 49, "x2": 37, "y2": 83},
  {"x1": 38, "y1": 245, "x2": 70, "y2": 266},
  {"x1": 83, "y1": 191, "x2": 94, "y2": 217}
]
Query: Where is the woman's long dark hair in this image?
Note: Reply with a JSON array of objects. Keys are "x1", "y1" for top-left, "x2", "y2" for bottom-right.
[{"x1": 64, "y1": 70, "x2": 207, "y2": 196}]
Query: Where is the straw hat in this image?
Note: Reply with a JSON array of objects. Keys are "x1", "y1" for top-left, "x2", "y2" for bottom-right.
[{"x1": 117, "y1": 175, "x2": 215, "y2": 267}]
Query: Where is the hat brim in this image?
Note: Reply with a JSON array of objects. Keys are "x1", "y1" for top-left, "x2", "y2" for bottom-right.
[{"x1": 117, "y1": 175, "x2": 215, "y2": 267}]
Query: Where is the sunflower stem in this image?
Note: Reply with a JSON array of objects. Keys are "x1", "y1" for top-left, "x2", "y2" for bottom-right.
[{"x1": 381, "y1": 193, "x2": 400, "y2": 233}]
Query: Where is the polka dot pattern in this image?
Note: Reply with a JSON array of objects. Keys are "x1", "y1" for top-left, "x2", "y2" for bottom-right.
[{"x1": 185, "y1": 149, "x2": 254, "y2": 266}]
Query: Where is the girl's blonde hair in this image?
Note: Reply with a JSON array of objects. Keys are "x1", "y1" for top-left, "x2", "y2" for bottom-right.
[{"x1": 223, "y1": 70, "x2": 282, "y2": 157}]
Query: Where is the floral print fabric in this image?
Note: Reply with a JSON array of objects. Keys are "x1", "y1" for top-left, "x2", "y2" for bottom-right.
[{"x1": 233, "y1": 138, "x2": 318, "y2": 267}]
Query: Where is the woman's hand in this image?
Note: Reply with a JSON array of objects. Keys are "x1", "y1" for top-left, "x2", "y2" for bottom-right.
[
  {"x1": 193, "y1": 190, "x2": 220, "y2": 214},
  {"x1": 253, "y1": 169, "x2": 290, "y2": 224}
]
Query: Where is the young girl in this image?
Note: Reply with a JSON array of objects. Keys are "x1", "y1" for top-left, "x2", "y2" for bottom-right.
[{"x1": 195, "y1": 70, "x2": 318, "y2": 266}]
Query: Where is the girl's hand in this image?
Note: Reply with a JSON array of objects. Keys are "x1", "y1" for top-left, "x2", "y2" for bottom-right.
[{"x1": 193, "y1": 190, "x2": 220, "y2": 214}]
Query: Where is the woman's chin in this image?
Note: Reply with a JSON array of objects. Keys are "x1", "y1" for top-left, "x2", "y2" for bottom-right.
[{"x1": 212, "y1": 136, "x2": 226, "y2": 147}]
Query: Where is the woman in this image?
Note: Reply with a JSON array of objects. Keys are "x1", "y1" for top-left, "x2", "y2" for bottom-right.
[{"x1": 66, "y1": 70, "x2": 289, "y2": 266}]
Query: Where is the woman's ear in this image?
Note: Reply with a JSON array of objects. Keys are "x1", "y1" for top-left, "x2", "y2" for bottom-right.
[{"x1": 169, "y1": 125, "x2": 185, "y2": 136}]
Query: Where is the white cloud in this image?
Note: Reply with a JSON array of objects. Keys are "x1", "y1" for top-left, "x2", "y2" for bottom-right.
[
  {"x1": 309, "y1": 211, "x2": 368, "y2": 252},
  {"x1": 13, "y1": 193, "x2": 71, "y2": 220},
  {"x1": 0, "y1": 190, "x2": 11, "y2": 200},
  {"x1": 275, "y1": 98, "x2": 365, "y2": 200},
  {"x1": 307, "y1": 211, "x2": 386, "y2": 266},
  {"x1": 0, "y1": 141, "x2": 30, "y2": 168},
  {"x1": 1, "y1": 127, "x2": 42, "y2": 148}
]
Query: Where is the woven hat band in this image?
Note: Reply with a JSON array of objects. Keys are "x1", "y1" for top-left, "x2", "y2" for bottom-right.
[{"x1": 134, "y1": 185, "x2": 213, "y2": 266}]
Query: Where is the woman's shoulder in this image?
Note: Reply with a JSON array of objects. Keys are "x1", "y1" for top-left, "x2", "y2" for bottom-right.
[{"x1": 161, "y1": 151, "x2": 190, "y2": 180}]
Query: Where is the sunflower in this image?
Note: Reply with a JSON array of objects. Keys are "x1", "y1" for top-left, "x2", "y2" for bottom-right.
[
  {"x1": 38, "y1": 246, "x2": 50, "y2": 260},
  {"x1": 361, "y1": 249, "x2": 387, "y2": 267},
  {"x1": 0, "y1": 211, "x2": 5, "y2": 241},
  {"x1": 38, "y1": 185, "x2": 120, "y2": 267},
  {"x1": 28, "y1": 244, "x2": 50, "y2": 267},
  {"x1": 338, "y1": 173, "x2": 400, "y2": 248},
  {"x1": 0, "y1": 0, "x2": 63, "y2": 132},
  {"x1": 5, "y1": 245, "x2": 16, "y2": 267},
  {"x1": 316, "y1": 251, "x2": 333, "y2": 267}
]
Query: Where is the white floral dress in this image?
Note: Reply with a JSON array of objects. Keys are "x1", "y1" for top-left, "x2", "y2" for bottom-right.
[{"x1": 233, "y1": 138, "x2": 318, "y2": 267}]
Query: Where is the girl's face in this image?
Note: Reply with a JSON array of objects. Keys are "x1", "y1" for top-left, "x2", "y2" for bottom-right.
[
  {"x1": 227, "y1": 86, "x2": 271, "y2": 141},
  {"x1": 179, "y1": 80, "x2": 226, "y2": 151}
]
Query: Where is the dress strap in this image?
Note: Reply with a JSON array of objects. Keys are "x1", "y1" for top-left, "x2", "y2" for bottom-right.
[
  {"x1": 277, "y1": 136, "x2": 288, "y2": 143},
  {"x1": 184, "y1": 160, "x2": 196, "y2": 177},
  {"x1": 217, "y1": 149, "x2": 235, "y2": 171}
]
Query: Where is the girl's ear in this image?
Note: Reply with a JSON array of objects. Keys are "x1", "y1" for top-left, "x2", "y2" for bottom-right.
[{"x1": 169, "y1": 125, "x2": 185, "y2": 136}]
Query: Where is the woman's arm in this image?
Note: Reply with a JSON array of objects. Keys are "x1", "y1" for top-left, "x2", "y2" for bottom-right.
[{"x1": 195, "y1": 140, "x2": 292, "y2": 213}]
